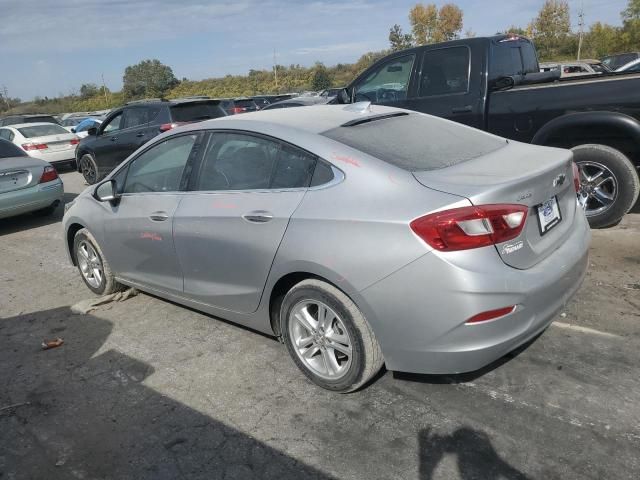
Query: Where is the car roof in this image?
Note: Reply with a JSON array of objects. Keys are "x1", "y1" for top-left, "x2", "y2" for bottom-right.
[{"x1": 186, "y1": 103, "x2": 408, "y2": 135}]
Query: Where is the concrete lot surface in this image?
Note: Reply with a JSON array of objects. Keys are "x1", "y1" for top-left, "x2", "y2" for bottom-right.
[{"x1": 1, "y1": 171, "x2": 639, "y2": 479}]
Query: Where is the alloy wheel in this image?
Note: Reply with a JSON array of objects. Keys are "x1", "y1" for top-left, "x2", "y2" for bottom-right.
[
  {"x1": 80, "y1": 157, "x2": 97, "y2": 184},
  {"x1": 577, "y1": 161, "x2": 618, "y2": 216},
  {"x1": 289, "y1": 300, "x2": 353, "y2": 380},
  {"x1": 77, "y1": 240, "x2": 103, "y2": 289}
]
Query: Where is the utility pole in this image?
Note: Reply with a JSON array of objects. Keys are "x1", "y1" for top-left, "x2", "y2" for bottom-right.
[
  {"x1": 273, "y1": 49, "x2": 278, "y2": 92},
  {"x1": 577, "y1": 1, "x2": 585, "y2": 61}
]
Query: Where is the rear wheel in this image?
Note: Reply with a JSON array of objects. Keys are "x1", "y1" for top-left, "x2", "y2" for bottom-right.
[
  {"x1": 572, "y1": 144, "x2": 640, "y2": 229},
  {"x1": 281, "y1": 279, "x2": 384, "y2": 392},
  {"x1": 79, "y1": 154, "x2": 99, "y2": 185},
  {"x1": 73, "y1": 228, "x2": 123, "y2": 295}
]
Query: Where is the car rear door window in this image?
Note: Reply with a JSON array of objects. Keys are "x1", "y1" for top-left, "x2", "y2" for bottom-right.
[
  {"x1": 196, "y1": 133, "x2": 316, "y2": 191},
  {"x1": 123, "y1": 134, "x2": 197, "y2": 193},
  {"x1": 419, "y1": 47, "x2": 470, "y2": 97},
  {"x1": 353, "y1": 54, "x2": 416, "y2": 103},
  {"x1": 123, "y1": 107, "x2": 150, "y2": 129}
]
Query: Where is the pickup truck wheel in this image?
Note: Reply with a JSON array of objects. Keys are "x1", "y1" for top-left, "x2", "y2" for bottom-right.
[{"x1": 572, "y1": 144, "x2": 640, "y2": 229}]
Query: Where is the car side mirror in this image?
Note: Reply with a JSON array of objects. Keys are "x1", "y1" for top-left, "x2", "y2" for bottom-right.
[
  {"x1": 336, "y1": 88, "x2": 351, "y2": 104},
  {"x1": 491, "y1": 76, "x2": 515, "y2": 91},
  {"x1": 94, "y1": 179, "x2": 119, "y2": 202},
  {"x1": 87, "y1": 127, "x2": 98, "y2": 136}
]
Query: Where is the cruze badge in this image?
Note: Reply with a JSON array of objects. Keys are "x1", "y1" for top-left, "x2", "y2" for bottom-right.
[
  {"x1": 553, "y1": 174, "x2": 566, "y2": 187},
  {"x1": 502, "y1": 241, "x2": 524, "y2": 255}
]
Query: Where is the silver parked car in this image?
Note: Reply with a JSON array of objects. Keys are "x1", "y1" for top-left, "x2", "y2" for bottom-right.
[
  {"x1": 63, "y1": 104, "x2": 590, "y2": 392},
  {"x1": 0, "y1": 139, "x2": 64, "y2": 219}
]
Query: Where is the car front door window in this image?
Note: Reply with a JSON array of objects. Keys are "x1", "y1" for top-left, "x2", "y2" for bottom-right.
[
  {"x1": 123, "y1": 134, "x2": 197, "y2": 193},
  {"x1": 102, "y1": 112, "x2": 123, "y2": 134},
  {"x1": 354, "y1": 54, "x2": 415, "y2": 104}
]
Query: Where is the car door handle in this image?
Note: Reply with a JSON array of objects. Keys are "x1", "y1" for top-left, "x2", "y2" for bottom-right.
[
  {"x1": 110, "y1": 136, "x2": 117, "y2": 142},
  {"x1": 149, "y1": 211, "x2": 169, "y2": 222},
  {"x1": 242, "y1": 211, "x2": 273, "y2": 223},
  {"x1": 451, "y1": 105, "x2": 473, "y2": 114},
  {"x1": 136, "y1": 132, "x2": 145, "y2": 138}
]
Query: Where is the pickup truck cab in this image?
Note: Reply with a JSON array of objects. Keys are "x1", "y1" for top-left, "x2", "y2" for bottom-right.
[{"x1": 342, "y1": 35, "x2": 640, "y2": 228}]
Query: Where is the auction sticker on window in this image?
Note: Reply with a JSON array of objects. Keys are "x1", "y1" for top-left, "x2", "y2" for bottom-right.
[{"x1": 537, "y1": 196, "x2": 562, "y2": 235}]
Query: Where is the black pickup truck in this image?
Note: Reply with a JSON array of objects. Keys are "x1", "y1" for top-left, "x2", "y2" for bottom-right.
[{"x1": 339, "y1": 34, "x2": 640, "y2": 228}]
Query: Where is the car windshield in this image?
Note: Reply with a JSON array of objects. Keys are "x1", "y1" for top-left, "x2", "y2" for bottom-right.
[
  {"x1": 322, "y1": 113, "x2": 506, "y2": 171},
  {"x1": 18, "y1": 124, "x2": 70, "y2": 138},
  {"x1": 170, "y1": 102, "x2": 226, "y2": 122}
]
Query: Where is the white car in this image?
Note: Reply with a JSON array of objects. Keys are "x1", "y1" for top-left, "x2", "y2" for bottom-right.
[
  {"x1": 0, "y1": 122, "x2": 79, "y2": 168},
  {"x1": 615, "y1": 58, "x2": 640, "y2": 73}
]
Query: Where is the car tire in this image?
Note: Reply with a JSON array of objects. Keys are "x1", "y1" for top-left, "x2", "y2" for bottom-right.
[
  {"x1": 572, "y1": 144, "x2": 640, "y2": 229},
  {"x1": 281, "y1": 279, "x2": 384, "y2": 393},
  {"x1": 73, "y1": 228, "x2": 123, "y2": 296},
  {"x1": 79, "y1": 153, "x2": 100, "y2": 185}
]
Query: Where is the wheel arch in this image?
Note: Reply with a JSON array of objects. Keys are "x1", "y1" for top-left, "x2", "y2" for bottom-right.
[
  {"x1": 66, "y1": 222, "x2": 86, "y2": 266},
  {"x1": 532, "y1": 111, "x2": 640, "y2": 167}
]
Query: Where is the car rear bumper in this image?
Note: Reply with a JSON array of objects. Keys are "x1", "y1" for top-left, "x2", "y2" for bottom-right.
[
  {"x1": 28, "y1": 149, "x2": 76, "y2": 165},
  {"x1": 0, "y1": 179, "x2": 64, "y2": 219},
  {"x1": 358, "y1": 209, "x2": 591, "y2": 375}
]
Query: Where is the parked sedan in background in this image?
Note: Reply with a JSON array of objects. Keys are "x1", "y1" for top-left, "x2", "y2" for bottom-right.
[
  {"x1": 539, "y1": 60, "x2": 610, "y2": 77},
  {"x1": 602, "y1": 51, "x2": 640, "y2": 70},
  {"x1": 0, "y1": 123, "x2": 79, "y2": 168},
  {"x1": 0, "y1": 114, "x2": 61, "y2": 127},
  {"x1": 63, "y1": 104, "x2": 590, "y2": 392},
  {"x1": 0, "y1": 138, "x2": 64, "y2": 219}
]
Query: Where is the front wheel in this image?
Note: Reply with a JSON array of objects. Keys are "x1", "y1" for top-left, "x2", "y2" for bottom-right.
[
  {"x1": 572, "y1": 144, "x2": 640, "y2": 229},
  {"x1": 73, "y1": 228, "x2": 123, "y2": 295},
  {"x1": 281, "y1": 279, "x2": 384, "y2": 393}
]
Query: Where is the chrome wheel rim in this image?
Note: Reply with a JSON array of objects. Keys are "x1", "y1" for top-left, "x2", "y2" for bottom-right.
[
  {"x1": 77, "y1": 240, "x2": 103, "y2": 289},
  {"x1": 577, "y1": 161, "x2": 618, "y2": 216},
  {"x1": 289, "y1": 300, "x2": 353, "y2": 381},
  {"x1": 80, "y1": 157, "x2": 96, "y2": 184}
]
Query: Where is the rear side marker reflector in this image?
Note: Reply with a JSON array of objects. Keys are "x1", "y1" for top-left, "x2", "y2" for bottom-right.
[
  {"x1": 466, "y1": 306, "x2": 516, "y2": 324},
  {"x1": 410, "y1": 204, "x2": 528, "y2": 251}
]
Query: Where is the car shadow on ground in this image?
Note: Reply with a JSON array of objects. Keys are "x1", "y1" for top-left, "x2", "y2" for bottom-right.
[
  {"x1": 0, "y1": 192, "x2": 77, "y2": 235},
  {"x1": 0, "y1": 307, "x2": 333, "y2": 479},
  {"x1": 418, "y1": 427, "x2": 531, "y2": 479}
]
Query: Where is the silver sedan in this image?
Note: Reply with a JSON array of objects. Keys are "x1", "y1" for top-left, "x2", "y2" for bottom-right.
[
  {"x1": 0, "y1": 139, "x2": 64, "y2": 219},
  {"x1": 62, "y1": 104, "x2": 590, "y2": 392}
]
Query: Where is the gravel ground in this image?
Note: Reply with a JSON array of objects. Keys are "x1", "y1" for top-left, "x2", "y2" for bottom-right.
[{"x1": 1, "y1": 171, "x2": 639, "y2": 480}]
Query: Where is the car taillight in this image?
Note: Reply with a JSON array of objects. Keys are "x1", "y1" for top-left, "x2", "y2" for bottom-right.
[
  {"x1": 22, "y1": 143, "x2": 48, "y2": 151},
  {"x1": 39, "y1": 166, "x2": 58, "y2": 183},
  {"x1": 159, "y1": 122, "x2": 187, "y2": 132},
  {"x1": 466, "y1": 305, "x2": 516, "y2": 324},
  {"x1": 572, "y1": 162, "x2": 580, "y2": 192},
  {"x1": 231, "y1": 107, "x2": 245, "y2": 114},
  {"x1": 410, "y1": 204, "x2": 528, "y2": 252},
  {"x1": 70, "y1": 138, "x2": 80, "y2": 145}
]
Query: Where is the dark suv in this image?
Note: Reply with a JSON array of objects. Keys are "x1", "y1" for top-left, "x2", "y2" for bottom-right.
[
  {"x1": 0, "y1": 114, "x2": 60, "y2": 127},
  {"x1": 76, "y1": 98, "x2": 226, "y2": 184}
]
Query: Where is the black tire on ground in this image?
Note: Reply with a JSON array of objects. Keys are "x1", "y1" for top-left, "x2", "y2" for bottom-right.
[
  {"x1": 281, "y1": 279, "x2": 384, "y2": 393},
  {"x1": 79, "y1": 153, "x2": 100, "y2": 185},
  {"x1": 572, "y1": 144, "x2": 640, "y2": 229},
  {"x1": 73, "y1": 228, "x2": 123, "y2": 296}
]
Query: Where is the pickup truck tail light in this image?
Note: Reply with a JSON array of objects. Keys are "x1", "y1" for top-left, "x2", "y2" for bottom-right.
[
  {"x1": 572, "y1": 162, "x2": 580, "y2": 192},
  {"x1": 39, "y1": 166, "x2": 58, "y2": 184},
  {"x1": 22, "y1": 143, "x2": 48, "y2": 151},
  {"x1": 410, "y1": 204, "x2": 528, "y2": 251}
]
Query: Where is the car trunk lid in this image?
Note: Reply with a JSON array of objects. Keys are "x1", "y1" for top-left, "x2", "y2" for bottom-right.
[
  {"x1": 412, "y1": 143, "x2": 577, "y2": 269},
  {"x1": 0, "y1": 157, "x2": 46, "y2": 193}
]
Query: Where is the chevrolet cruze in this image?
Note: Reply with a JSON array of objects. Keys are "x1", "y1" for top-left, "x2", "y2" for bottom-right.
[{"x1": 63, "y1": 104, "x2": 590, "y2": 392}]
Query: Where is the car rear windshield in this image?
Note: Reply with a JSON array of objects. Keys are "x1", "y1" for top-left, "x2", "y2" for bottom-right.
[
  {"x1": 170, "y1": 102, "x2": 226, "y2": 122},
  {"x1": 18, "y1": 124, "x2": 69, "y2": 138},
  {"x1": 321, "y1": 113, "x2": 506, "y2": 171}
]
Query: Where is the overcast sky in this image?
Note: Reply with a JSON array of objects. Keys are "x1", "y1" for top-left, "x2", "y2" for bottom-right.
[{"x1": 0, "y1": 0, "x2": 630, "y2": 100}]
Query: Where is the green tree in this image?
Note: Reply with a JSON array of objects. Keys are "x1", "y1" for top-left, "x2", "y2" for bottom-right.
[
  {"x1": 79, "y1": 83, "x2": 99, "y2": 99},
  {"x1": 122, "y1": 59, "x2": 178, "y2": 99},
  {"x1": 311, "y1": 63, "x2": 332, "y2": 91},
  {"x1": 388, "y1": 24, "x2": 414, "y2": 51},
  {"x1": 583, "y1": 22, "x2": 623, "y2": 58},
  {"x1": 621, "y1": 0, "x2": 640, "y2": 50},
  {"x1": 530, "y1": 0, "x2": 572, "y2": 60}
]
